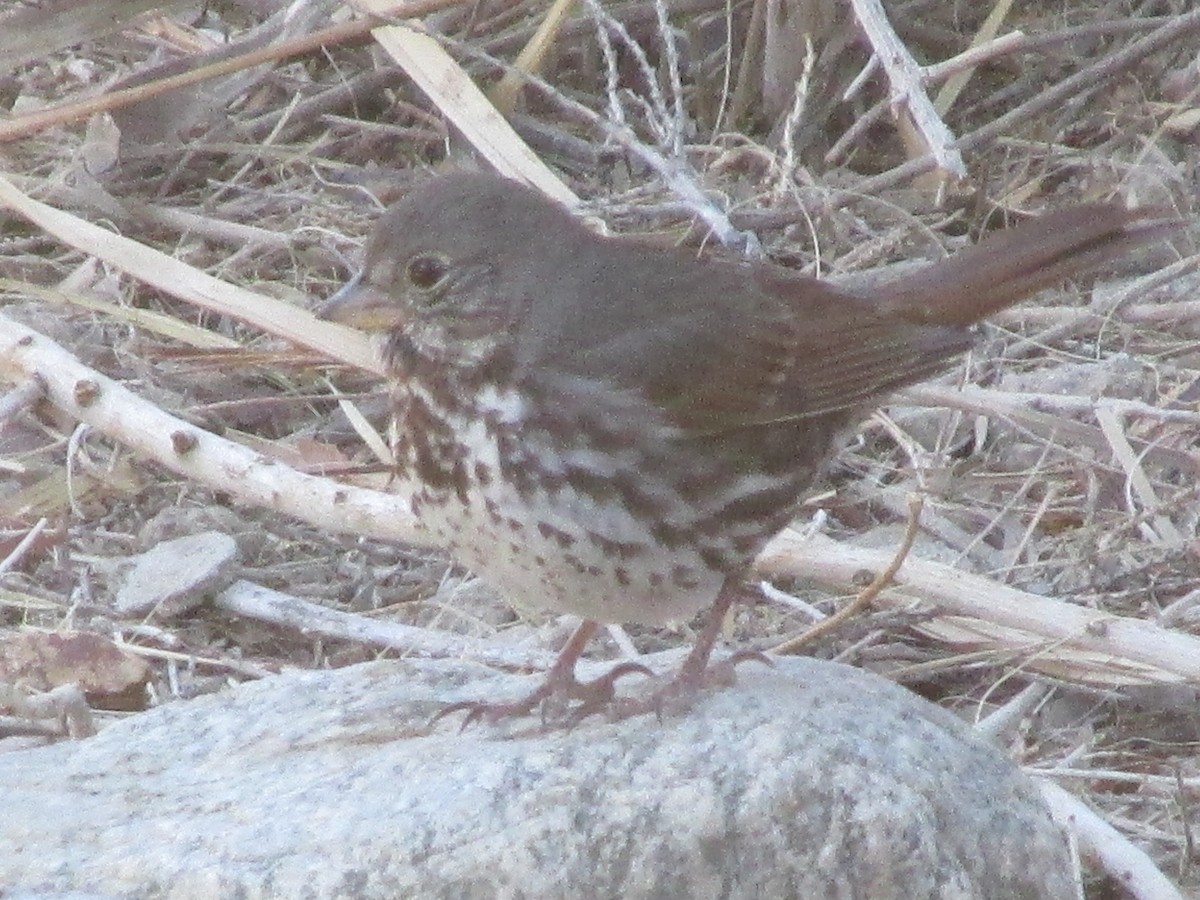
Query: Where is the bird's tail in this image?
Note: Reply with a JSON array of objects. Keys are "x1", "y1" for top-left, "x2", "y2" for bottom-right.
[{"x1": 877, "y1": 203, "x2": 1179, "y2": 327}]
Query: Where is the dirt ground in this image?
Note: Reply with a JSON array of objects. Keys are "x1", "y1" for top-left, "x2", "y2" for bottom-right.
[{"x1": 1, "y1": 1, "x2": 1198, "y2": 895}]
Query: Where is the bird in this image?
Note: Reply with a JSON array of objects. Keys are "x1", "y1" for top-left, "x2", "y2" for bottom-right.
[{"x1": 319, "y1": 171, "x2": 1173, "y2": 724}]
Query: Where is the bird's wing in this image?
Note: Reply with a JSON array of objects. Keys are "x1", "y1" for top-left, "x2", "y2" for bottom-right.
[{"x1": 518, "y1": 243, "x2": 971, "y2": 436}]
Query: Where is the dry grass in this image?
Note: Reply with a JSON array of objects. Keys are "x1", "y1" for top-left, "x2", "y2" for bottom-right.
[{"x1": 1, "y1": 0, "x2": 1198, "y2": 893}]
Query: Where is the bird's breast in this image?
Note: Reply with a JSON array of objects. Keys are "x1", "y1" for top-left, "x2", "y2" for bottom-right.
[{"x1": 386, "y1": 375, "x2": 742, "y2": 625}]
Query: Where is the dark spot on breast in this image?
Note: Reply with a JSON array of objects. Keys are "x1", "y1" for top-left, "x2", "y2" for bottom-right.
[
  {"x1": 731, "y1": 533, "x2": 765, "y2": 556},
  {"x1": 537, "y1": 522, "x2": 576, "y2": 548},
  {"x1": 699, "y1": 545, "x2": 731, "y2": 571},
  {"x1": 561, "y1": 466, "x2": 614, "y2": 503},
  {"x1": 534, "y1": 468, "x2": 567, "y2": 496},
  {"x1": 671, "y1": 565, "x2": 700, "y2": 589},
  {"x1": 592, "y1": 534, "x2": 643, "y2": 560},
  {"x1": 412, "y1": 441, "x2": 444, "y2": 490},
  {"x1": 453, "y1": 460, "x2": 470, "y2": 505},
  {"x1": 484, "y1": 497, "x2": 502, "y2": 523},
  {"x1": 402, "y1": 392, "x2": 469, "y2": 500},
  {"x1": 610, "y1": 471, "x2": 670, "y2": 521},
  {"x1": 650, "y1": 520, "x2": 691, "y2": 550}
]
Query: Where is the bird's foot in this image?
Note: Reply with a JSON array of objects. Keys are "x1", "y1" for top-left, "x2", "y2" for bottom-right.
[
  {"x1": 431, "y1": 660, "x2": 652, "y2": 730},
  {"x1": 613, "y1": 649, "x2": 773, "y2": 720},
  {"x1": 608, "y1": 578, "x2": 772, "y2": 720}
]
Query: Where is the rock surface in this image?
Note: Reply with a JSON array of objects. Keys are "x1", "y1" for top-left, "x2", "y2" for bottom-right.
[{"x1": 0, "y1": 656, "x2": 1072, "y2": 899}]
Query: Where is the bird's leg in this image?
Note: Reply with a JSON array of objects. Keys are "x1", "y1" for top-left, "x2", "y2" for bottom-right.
[
  {"x1": 676, "y1": 578, "x2": 773, "y2": 684},
  {"x1": 615, "y1": 578, "x2": 771, "y2": 719},
  {"x1": 433, "y1": 582, "x2": 766, "y2": 728},
  {"x1": 676, "y1": 578, "x2": 741, "y2": 683},
  {"x1": 432, "y1": 619, "x2": 652, "y2": 728}
]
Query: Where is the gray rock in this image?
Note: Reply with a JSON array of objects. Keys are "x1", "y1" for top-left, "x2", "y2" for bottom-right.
[
  {"x1": 113, "y1": 531, "x2": 238, "y2": 616},
  {"x1": 0, "y1": 656, "x2": 1072, "y2": 899}
]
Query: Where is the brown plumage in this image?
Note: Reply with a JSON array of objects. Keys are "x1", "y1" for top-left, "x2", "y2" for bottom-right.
[{"x1": 320, "y1": 172, "x2": 1174, "y2": 723}]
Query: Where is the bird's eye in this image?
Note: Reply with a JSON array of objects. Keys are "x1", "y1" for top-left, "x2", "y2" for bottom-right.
[{"x1": 406, "y1": 254, "x2": 449, "y2": 290}]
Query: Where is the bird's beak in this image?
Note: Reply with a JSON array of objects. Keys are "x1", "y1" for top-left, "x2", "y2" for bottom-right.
[{"x1": 316, "y1": 272, "x2": 406, "y2": 332}]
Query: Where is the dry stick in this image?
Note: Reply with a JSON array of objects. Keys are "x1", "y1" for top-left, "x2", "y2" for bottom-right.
[
  {"x1": 0, "y1": 1, "x2": 464, "y2": 143},
  {"x1": 0, "y1": 717, "x2": 64, "y2": 741},
  {"x1": 928, "y1": 385, "x2": 1200, "y2": 427},
  {"x1": 0, "y1": 373, "x2": 45, "y2": 428},
  {"x1": 881, "y1": 649, "x2": 1038, "y2": 683},
  {"x1": 0, "y1": 0, "x2": 193, "y2": 71},
  {"x1": 117, "y1": 643, "x2": 275, "y2": 680},
  {"x1": 759, "y1": 529, "x2": 1200, "y2": 686},
  {"x1": 1039, "y1": 766, "x2": 1200, "y2": 792},
  {"x1": 369, "y1": 25, "x2": 578, "y2": 205},
  {"x1": 1037, "y1": 780, "x2": 1184, "y2": 900},
  {"x1": 992, "y1": 303, "x2": 1144, "y2": 327},
  {"x1": 243, "y1": 67, "x2": 414, "y2": 141},
  {"x1": 215, "y1": 580, "x2": 557, "y2": 672},
  {"x1": 930, "y1": 0, "x2": 1016, "y2": 116},
  {"x1": 423, "y1": 23, "x2": 756, "y2": 252},
  {"x1": 0, "y1": 18, "x2": 363, "y2": 142},
  {"x1": 1094, "y1": 405, "x2": 1183, "y2": 546},
  {"x1": 847, "y1": 0, "x2": 966, "y2": 181},
  {"x1": 1014, "y1": 15, "x2": 1171, "y2": 52},
  {"x1": 901, "y1": 384, "x2": 1199, "y2": 476},
  {"x1": 926, "y1": 31, "x2": 1027, "y2": 90},
  {"x1": 973, "y1": 681, "x2": 1052, "y2": 743},
  {"x1": 126, "y1": 204, "x2": 295, "y2": 252},
  {"x1": 824, "y1": 98, "x2": 888, "y2": 166},
  {"x1": 0, "y1": 518, "x2": 51, "y2": 576},
  {"x1": 723, "y1": 0, "x2": 766, "y2": 129},
  {"x1": 0, "y1": 0, "x2": 727, "y2": 143},
  {"x1": 1006, "y1": 256, "x2": 1200, "y2": 362},
  {"x1": 770, "y1": 494, "x2": 924, "y2": 654},
  {"x1": 487, "y1": 0, "x2": 576, "y2": 116},
  {"x1": 0, "y1": 683, "x2": 96, "y2": 740},
  {"x1": 851, "y1": 8, "x2": 1200, "y2": 199},
  {"x1": 0, "y1": 174, "x2": 379, "y2": 374},
  {"x1": 0, "y1": 311, "x2": 415, "y2": 540},
  {"x1": 1123, "y1": 296, "x2": 1200, "y2": 324}
]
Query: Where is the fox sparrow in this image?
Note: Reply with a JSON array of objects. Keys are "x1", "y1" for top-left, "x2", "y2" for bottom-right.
[{"x1": 321, "y1": 172, "x2": 1171, "y2": 723}]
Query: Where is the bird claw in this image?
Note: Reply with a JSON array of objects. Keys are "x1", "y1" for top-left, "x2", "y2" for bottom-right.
[
  {"x1": 698, "y1": 648, "x2": 773, "y2": 689},
  {"x1": 729, "y1": 647, "x2": 775, "y2": 669},
  {"x1": 428, "y1": 646, "x2": 769, "y2": 730},
  {"x1": 430, "y1": 698, "x2": 529, "y2": 731},
  {"x1": 559, "y1": 662, "x2": 654, "y2": 725},
  {"x1": 429, "y1": 660, "x2": 654, "y2": 730},
  {"x1": 612, "y1": 650, "x2": 774, "y2": 720}
]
